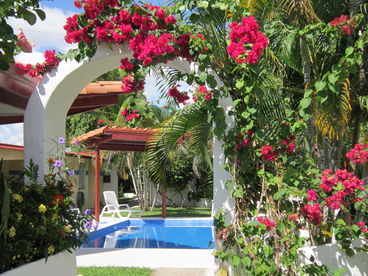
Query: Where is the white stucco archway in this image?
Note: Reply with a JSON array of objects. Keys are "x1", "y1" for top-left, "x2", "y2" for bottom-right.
[{"x1": 24, "y1": 43, "x2": 235, "y2": 221}]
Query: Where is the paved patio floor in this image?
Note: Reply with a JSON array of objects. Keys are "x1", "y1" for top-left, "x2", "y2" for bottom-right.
[{"x1": 151, "y1": 268, "x2": 209, "y2": 276}]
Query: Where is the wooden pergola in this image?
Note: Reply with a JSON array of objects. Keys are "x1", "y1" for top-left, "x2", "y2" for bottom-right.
[
  {"x1": 0, "y1": 64, "x2": 124, "y2": 124},
  {"x1": 74, "y1": 125, "x2": 166, "y2": 221}
]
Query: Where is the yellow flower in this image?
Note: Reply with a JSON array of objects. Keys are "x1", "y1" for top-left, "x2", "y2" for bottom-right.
[
  {"x1": 8, "y1": 226, "x2": 16, "y2": 238},
  {"x1": 48, "y1": 245, "x2": 55, "y2": 255},
  {"x1": 63, "y1": 225, "x2": 72, "y2": 233},
  {"x1": 12, "y1": 194, "x2": 23, "y2": 203},
  {"x1": 38, "y1": 204, "x2": 47, "y2": 213},
  {"x1": 52, "y1": 213, "x2": 59, "y2": 221},
  {"x1": 16, "y1": 213, "x2": 23, "y2": 221}
]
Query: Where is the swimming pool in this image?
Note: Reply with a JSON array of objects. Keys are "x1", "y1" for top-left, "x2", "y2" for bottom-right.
[{"x1": 81, "y1": 219, "x2": 214, "y2": 249}]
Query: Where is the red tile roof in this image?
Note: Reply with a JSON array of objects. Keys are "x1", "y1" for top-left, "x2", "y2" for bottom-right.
[
  {"x1": 0, "y1": 143, "x2": 24, "y2": 151},
  {"x1": 74, "y1": 126, "x2": 160, "y2": 152}
]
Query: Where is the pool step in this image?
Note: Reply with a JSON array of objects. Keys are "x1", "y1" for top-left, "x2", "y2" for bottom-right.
[{"x1": 151, "y1": 268, "x2": 211, "y2": 276}]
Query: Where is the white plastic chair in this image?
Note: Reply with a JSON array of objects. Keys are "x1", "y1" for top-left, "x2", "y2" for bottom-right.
[{"x1": 100, "y1": 191, "x2": 143, "y2": 219}]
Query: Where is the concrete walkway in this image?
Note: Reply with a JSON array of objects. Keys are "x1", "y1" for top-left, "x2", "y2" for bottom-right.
[{"x1": 151, "y1": 268, "x2": 210, "y2": 276}]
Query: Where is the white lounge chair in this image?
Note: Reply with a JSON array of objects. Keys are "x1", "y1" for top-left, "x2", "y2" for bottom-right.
[{"x1": 100, "y1": 191, "x2": 143, "y2": 219}]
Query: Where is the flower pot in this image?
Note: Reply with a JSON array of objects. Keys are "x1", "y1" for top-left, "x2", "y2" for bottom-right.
[
  {"x1": 0, "y1": 250, "x2": 76, "y2": 276},
  {"x1": 298, "y1": 239, "x2": 368, "y2": 275}
]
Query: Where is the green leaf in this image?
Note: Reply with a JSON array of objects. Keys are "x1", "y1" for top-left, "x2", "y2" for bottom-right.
[
  {"x1": 35, "y1": 9, "x2": 46, "y2": 21},
  {"x1": 328, "y1": 73, "x2": 339, "y2": 85},
  {"x1": 243, "y1": 257, "x2": 251, "y2": 267},
  {"x1": 198, "y1": 1, "x2": 209, "y2": 8},
  {"x1": 345, "y1": 47, "x2": 354, "y2": 56},
  {"x1": 199, "y1": 72, "x2": 208, "y2": 82},
  {"x1": 213, "y1": 107, "x2": 226, "y2": 138},
  {"x1": 233, "y1": 99, "x2": 242, "y2": 107},
  {"x1": 333, "y1": 269, "x2": 347, "y2": 276},
  {"x1": 232, "y1": 255, "x2": 240, "y2": 266},
  {"x1": 236, "y1": 80, "x2": 244, "y2": 89},
  {"x1": 315, "y1": 81, "x2": 326, "y2": 92},
  {"x1": 247, "y1": 107, "x2": 257, "y2": 114},
  {"x1": 206, "y1": 74, "x2": 217, "y2": 88},
  {"x1": 277, "y1": 222, "x2": 285, "y2": 232},
  {"x1": 232, "y1": 186, "x2": 244, "y2": 198},
  {"x1": 241, "y1": 111, "x2": 250, "y2": 119},
  {"x1": 263, "y1": 246, "x2": 272, "y2": 256},
  {"x1": 189, "y1": 13, "x2": 200, "y2": 23},
  {"x1": 21, "y1": 10, "x2": 37, "y2": 25},
  {"x1": 299, "y1": 98, "x2": 311, "y2": 109}
]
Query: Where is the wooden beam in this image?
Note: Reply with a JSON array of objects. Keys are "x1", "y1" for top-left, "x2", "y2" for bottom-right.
[
  {"x1": 111, "y1": 132, "x2": 153, "y2": 142},
  {"x1": 99, "y1": 144, "x2": 146, "y2": 152},
  {"x1": 94, "y1": 134, "x2": 113, "y2": 145},
  {"x1": 0, "y1": 88, "x2": 28, "y2": 109},
  {"x1": 0, "y1": 116, "x2": 24, "y2": 125},
  {"x1": 71, "y1": 95, "x2": 118, "y2": 108},
  {"x1": 0, "y1": 67, "x2": 37, "y2": 98}
]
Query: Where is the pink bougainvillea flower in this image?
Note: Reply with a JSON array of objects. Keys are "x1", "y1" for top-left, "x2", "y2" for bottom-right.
[
  {"x1": 307, "y1": 189, "x2": 318, "y2": 201},
  {"x1": 288, "y1": 214, "x2": 299, "y2": 221},
  {"x1": 256, "y1": 216, "x2": 276, "y2": 231},
  {"x1": 346, "y1": 144, "x2": 368, "y2": 164},
  {"x1": 121, "y1": 108, "x2": 128, "y2": 118},
  {"x1": 300, "y1": 204, "x2": 323, "y2": 225},
  {"x1": 16, "y1": 28, "x2": 33, "y2": 53},
  {"x1": 227, "y1": 16, "x2": 268, "y2": 65},
  {"x1": 260, "y1": 145, "x2": 277, "y2": 161},
  {"x1": 356, "y1": 222, "x2": 368, "y2": 233}
]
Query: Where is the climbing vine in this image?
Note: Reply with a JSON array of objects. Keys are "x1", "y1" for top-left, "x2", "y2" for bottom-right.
[{"x1": 11, "y1": 0, "x2": 368, "y2": 275}]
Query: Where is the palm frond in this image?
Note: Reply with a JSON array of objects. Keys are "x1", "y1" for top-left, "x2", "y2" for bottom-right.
[
  {"x1": 315, "y1": 78, "x2": 352, "y2": 140},
  {"x1": 146, "y1": 103, "x2": 212, "y2": 186},
  {"x1": 281, "y1": 0, "x2": 321, "y2": 24}
]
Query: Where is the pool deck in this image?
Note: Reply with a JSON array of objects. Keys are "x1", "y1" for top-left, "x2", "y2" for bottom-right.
[{"x1": 76, "y1": 217, "x2": 217, "y2": 275}]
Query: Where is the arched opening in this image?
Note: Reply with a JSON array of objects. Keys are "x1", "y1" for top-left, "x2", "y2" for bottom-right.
[{"x1": 24, "y1": 42, "x2": 234, "y2": 221}]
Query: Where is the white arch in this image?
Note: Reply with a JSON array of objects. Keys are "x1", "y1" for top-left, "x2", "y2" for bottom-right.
[{"x1": 24, "y1": 42, "x2": 234, "y2": 221}]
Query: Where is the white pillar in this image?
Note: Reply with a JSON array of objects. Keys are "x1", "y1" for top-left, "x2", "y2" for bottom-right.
[
  {"x1": 24, "y1": 44, "x2": 132, "y2": 178},
  {"x1": 212, "y1": 96, "x2": 235, "y2": 223}
]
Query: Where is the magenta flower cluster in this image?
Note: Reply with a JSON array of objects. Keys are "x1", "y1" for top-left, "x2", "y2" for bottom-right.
[
  {"x1": 227, "y1": 16, "x2": 268, "y2": 64},
  {"x1": 168, "y1": 85, "x2": 190, "y2": 104},
  {"x1": 346, "y1": 143, "x2": 368, "y2": 164}
]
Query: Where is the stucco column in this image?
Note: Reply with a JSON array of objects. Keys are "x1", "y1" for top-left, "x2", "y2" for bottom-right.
[
  {"x1": 24, "y1": 44, "x2": 132, "y2": 179},
  {"x1": 212, "y1": 95, "x2": 235, "y2": 223}
]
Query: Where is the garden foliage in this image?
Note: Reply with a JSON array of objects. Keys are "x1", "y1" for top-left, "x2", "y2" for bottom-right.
[
  {"x1": 7, "y1": 0, "x2": 368, "y2": 274},
  {"x1": 0, "y1": 140, "x2": 93, "y2": 273}
]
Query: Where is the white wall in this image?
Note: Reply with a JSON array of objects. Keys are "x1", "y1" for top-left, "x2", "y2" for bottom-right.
[
  {"x1": 299, "y1": 240, "x2": 368, "y2": 276},
  {"x1": 1, "y1": 251, "x2": 76, "y2": 276}
]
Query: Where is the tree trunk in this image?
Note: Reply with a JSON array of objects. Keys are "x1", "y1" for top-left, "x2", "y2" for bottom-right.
[{"x1": 150, "y1": 183, "x2": 161, "y2": 211}]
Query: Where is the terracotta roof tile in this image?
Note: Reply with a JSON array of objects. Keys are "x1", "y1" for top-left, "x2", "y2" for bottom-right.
[
  {"x1": 73, "y1": 126, "x2": 160, "y2": 152},
  {"x1": 79, "y1": 81, "x2": 123, "y2": 95}
]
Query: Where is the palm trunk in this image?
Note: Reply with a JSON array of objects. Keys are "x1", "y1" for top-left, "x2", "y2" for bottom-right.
[
  {"x1": 301, "y1": 37, "x2": 317, "y2": 161},
  {"x1": 150, "y1": 183, "x2": 160, "y2": 211}
]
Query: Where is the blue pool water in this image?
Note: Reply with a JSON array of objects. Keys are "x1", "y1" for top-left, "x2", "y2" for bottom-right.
[{"x1": 82, "y1": 219, "x2": 214, "y2": 249}]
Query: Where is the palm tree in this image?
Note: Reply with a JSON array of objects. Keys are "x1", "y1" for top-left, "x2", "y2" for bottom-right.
[{"x1": 146, "y1": 102, "x2": 213, "y2": 209}]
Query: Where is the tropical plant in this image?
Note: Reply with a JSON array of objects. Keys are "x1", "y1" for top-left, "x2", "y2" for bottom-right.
[
  {"x1": 0, "y1": 0, "x2": 46, "y2": 69},
  {"x1": 146, "y1": 102, "x2": 213, "y2": 203},
  {"x1": 0, "y1": 141, "x2": 93, "y2": 273}
]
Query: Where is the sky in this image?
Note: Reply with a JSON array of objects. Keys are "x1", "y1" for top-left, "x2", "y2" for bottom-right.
[{"x1": 0, "y1": 0, "x2": 188, "y2": 146}]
